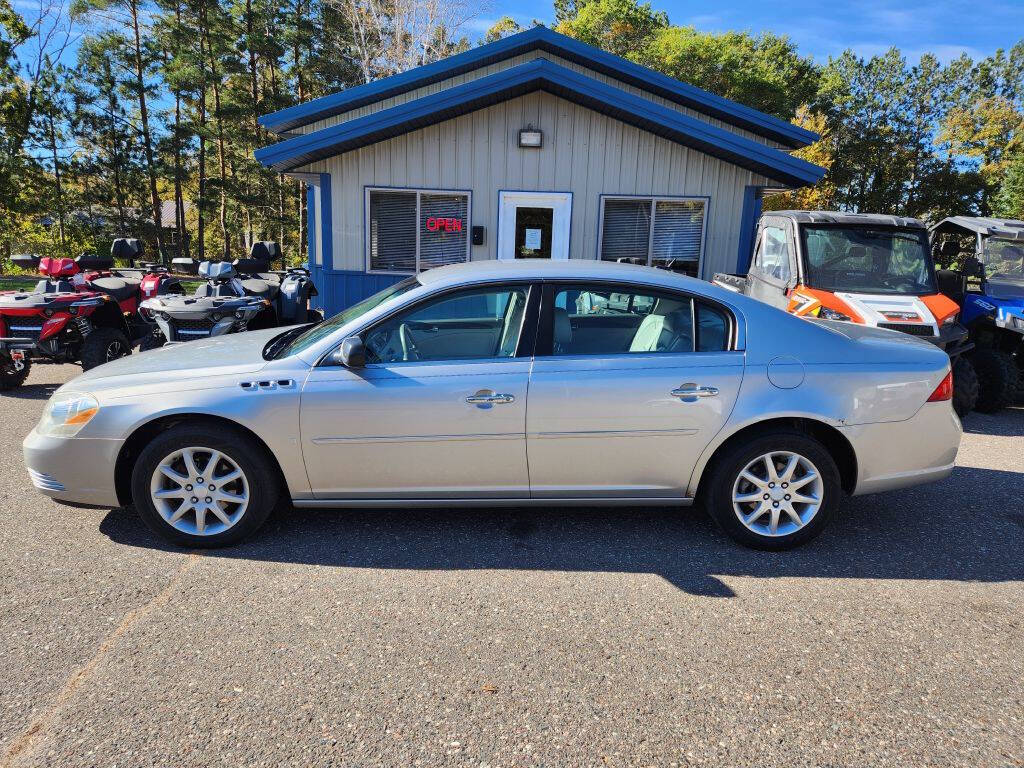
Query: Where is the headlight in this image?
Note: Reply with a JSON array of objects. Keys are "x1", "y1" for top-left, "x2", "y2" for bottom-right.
[
  {"x1": 816, "y1": 306, "x2": 852, "y2": 322},
  {"x1": 38, "y1": 391, "x2": 99, "y2": 437},
  {"x1": 1014, "y1": 315, "x2": 1024, "y2": 331},
  {"x1": 943, "y1": 312, "x2": 958, "y2": 326}
]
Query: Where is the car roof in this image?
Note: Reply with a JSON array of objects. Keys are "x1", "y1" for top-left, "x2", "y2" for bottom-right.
[
  {"x1": 931, "y1": 216, "x2": 1024, "y2": 240},
  {"x1": 767, "y1": 210, "x2": 927, "y2": 229},
  {"x1": 417, "y1": 258, "x2": 708, "y2": 291}
]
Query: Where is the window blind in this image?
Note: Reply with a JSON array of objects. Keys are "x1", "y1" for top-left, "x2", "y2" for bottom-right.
[
  {"x1": 600, "y1": 199, "x2": 651, "y2": 262},
  {"x1": 420, "y1": 194, "x2": 469, "y2": 269},
  {"x1": 369, "y1": 191, "x2": 417, "y2": 271},
  {"x1": 651, "y1": 200, "x2": 704, "y2": 264}
]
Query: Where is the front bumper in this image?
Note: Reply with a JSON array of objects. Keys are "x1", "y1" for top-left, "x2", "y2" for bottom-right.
[
  {"x1": 932, "y1": 323, "x2": 973, "y2": 356},
  {"x1": 995, "y1": 306, "x2": 1024, "y2": 333},
  {"x1": 22, "y1": 427, "x2": 123, "y2": 507},
  {"x1": 839, "y1": 402, "x2": 962, "y2": 496}
]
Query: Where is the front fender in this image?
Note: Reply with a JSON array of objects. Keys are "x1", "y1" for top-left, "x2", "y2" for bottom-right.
[{"x1": 83, "y1": 381, "x2": 311, "y2": 498}]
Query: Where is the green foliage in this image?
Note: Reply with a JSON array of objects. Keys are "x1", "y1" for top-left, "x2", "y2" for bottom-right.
[
  {"x1": 643, "y1": 27, "x2": 817, "y2": 121},
  {"x1": 556, "y1": 0, "x2": 666, "y2": 59},
  {"x1": 482, "y1": 16, "x2": 523, "y2": 43},
  {"x1": 993, "y1": 153, "x2": 1024, "y2": 218}
]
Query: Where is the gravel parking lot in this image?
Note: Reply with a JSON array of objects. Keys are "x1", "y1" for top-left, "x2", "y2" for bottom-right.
[{"x1": 1, "y1": 362, "x2": 1022, "y2": 768}]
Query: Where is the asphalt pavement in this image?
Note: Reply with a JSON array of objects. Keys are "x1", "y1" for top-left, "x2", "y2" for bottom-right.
[{"x1": 0, "y1": 362, "x2": 1021, "y2": 767}]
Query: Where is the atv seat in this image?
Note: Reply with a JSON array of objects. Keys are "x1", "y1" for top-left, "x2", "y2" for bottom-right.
[
  {"x1": 89, "y1": 276, "x2": 141, "y2": 303},
  {"x1": 240, "y1": 278, "x2": 279, "y2": 300},
  {"x1": 76, "y1": 253, "x2": 114, "y2": 271}
]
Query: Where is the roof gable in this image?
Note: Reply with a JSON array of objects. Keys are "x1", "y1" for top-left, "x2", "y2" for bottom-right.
[
  {"x1": 254, "y1": 59, "x2": 825, "y2": 187},
  {"x1": 259, "y1": 26, "x2": 817, "y2": 149}
]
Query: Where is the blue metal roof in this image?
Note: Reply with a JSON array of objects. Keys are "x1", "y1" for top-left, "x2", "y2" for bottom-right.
[
  {"x1": 255, "y1": 59, "x2": 825, "y2": 187},
  {"x1": 259, "y1": 26, "x2": 818, "y2": 149}
]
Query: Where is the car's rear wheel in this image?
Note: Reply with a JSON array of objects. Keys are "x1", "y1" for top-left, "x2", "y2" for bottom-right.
[
  {"x1": 704, "y1": 432, "x2": 841, "y2": 550},
  {"x1": 130, "y1": 423, "x2": 279, "y2": 547}
]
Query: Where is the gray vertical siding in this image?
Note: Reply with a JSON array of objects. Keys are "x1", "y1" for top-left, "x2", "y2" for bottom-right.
[{"x1": 303, "y1": 91, "x2": 769, "y2": 278}]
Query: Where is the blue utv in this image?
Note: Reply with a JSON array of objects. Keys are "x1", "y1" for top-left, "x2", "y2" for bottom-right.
[{"x1": 931, "y1": 217, "x2": 1024, "y2": 412}]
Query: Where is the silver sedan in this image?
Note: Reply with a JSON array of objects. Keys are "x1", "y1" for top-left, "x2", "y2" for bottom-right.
[{"x1": 23, "y1": 260, "x2": 961, "y2": 549}]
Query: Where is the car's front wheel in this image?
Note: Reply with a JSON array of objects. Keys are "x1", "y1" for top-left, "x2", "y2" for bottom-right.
[
  {"x1": 130, "y1": 423, "x2": 279, "y2": 547},
  {"x1": 703, "y1": 432, "x2": 841, "y2": 550}
]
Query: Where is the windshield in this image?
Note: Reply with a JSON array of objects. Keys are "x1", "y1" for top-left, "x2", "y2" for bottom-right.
[
  {"x1": 982, "y1": 238, "x2": 1024, "y2": 282},
  {"x1": 266, "y1": 277, "x2": 420, "y2": 359},
  {"x1": 801, "y1": 226, "x2": 937, "y2": 295}
]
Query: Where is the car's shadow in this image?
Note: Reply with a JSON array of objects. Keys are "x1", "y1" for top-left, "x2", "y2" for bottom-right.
[
  {"x1": 2, "y1": 380, "x2": 64, "y2": 400},
  {"x1": 100, "y1": 464, "x2": 1024, "y2": 597},
  {"x1": 961, "y1": 405, "x2": 1024, "y2": 437}
]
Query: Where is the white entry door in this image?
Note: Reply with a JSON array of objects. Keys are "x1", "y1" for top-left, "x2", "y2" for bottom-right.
[{"x1": 497, "y1": 191, "x2": 572, "y2": 261}]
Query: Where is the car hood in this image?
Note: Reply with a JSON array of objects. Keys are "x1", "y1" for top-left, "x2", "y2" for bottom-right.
[{"x1": 66, "y1": 327, "x2": 286, "y2": 391}]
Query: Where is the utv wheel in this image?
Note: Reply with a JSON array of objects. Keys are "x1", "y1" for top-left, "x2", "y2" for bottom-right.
[
  {"x1": 139, "y1": 331, "x2": 165, "y2": 351},
  {"x1": 703, "y1": 432, "x2": 841, "y2": 550},
  {"x1": 80, "y1": 327, "x2": 131, "y2": 370},
  {"x1": 969, "y1": 347, "x2": 1016, "y2": 413},
  {"x1": 951, "y1": 356, "x2": 979, "y2": 417},
  {"x1": 130, "y1": 423, "x2": 279, "y2": 547},
  {"x1": 0, "y1": 356, "x2": 31, "y2": 390}
]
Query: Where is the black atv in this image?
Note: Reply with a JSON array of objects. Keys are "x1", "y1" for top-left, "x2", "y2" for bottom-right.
[{"x1": 139, "y1": 241, "x2": 320, "y2": 347}]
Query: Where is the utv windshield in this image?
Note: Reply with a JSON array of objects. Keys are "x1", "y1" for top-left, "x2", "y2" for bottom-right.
[
  {"x1": 982, "y1": 238, "x2": 1024, "y2": 282},
  {"x1": 801, "y1": 226, "x2": 937, "y2": 295},
  {"x1": 266, "y1": 277, "x2": 420, "y2": 359}
]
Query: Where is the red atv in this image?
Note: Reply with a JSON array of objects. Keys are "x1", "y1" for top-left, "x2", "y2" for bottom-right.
[{"x1": 0, "y1": 239, "x2": 183, "y2": 390}]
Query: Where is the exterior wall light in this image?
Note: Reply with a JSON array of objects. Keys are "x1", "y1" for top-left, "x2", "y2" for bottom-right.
[{"x1": 518, "y1": 127, "x2": 543, "y2": 148}]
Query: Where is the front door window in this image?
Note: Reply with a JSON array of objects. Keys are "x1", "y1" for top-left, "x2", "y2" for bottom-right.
[
  {"x1": 498, "y1": 191, "x2": 571, "y2": 261},
  {"x1": 515, "y1": 207, "x2": 554, "y2": 258}
]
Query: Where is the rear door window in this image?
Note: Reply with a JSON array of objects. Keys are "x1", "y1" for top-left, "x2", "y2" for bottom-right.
[{"x1": 546, "y1": 284, "x2": 730, "y2": 356}]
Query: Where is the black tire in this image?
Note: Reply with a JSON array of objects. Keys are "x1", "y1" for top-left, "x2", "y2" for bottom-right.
[
  {"x1": 969, "y1": 347, "x2": 1016, "y2": 413},
  {"x1": 130, "y1": 423, "x2": 279, "y2": 547},
  {"x1": 951, "y1": 356, "x2": 979, "y2": 417},
  {"x1": 139, "y1": 330, "x2": 165, "y2": 351},
  {"x1": 80, "y1": 327, "x2": 131, "y2": 370},
  {"x1": 703, "y1": 431, "x2": 842, "y2": 550},
  {"x1": 0, "y1": 355, "x2": 31, "y2": 390}
]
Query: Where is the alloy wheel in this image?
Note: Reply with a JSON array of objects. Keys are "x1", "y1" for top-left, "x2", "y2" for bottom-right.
[
  {"x1": 731, "y1": 451, "x2": 824, "y2": 537},
  {"x1": 149, "y1": 447, "x2": 250, "y2": 535}
]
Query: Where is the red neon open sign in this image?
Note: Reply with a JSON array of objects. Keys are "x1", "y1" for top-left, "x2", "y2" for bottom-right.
[{"x1": 425, "y1": 217, "x2": 463, "y2": 232}]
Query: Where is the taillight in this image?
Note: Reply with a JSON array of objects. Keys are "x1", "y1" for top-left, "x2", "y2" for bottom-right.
[{"x1": 927, "y1": 370, "x2": 953, "y2": 402}]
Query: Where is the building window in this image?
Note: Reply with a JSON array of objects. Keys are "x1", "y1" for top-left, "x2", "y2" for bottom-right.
[
  {"x1": 599, "y1": 196, "x2": 706, "y2": 276},
  {"x1": 367, "y1": 188, "x2": 470, "y2": 273}
]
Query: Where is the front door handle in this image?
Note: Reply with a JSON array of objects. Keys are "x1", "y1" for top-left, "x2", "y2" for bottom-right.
[
  {"x1": 671, "y1": 383, "x2": 719, "y2": 402},
  {"x1": 466, "y1": 389, "x2": 516, "y2": 406}
]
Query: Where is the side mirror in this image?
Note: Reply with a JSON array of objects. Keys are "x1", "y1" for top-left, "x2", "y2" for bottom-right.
[{"x1": 336, "y1": 336, "x2": 365, "y2": 367}]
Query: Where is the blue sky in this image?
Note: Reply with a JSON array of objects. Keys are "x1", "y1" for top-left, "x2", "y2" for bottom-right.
[{"x1": 470, "y1": 0, "x2": 1024, "y2": 63}]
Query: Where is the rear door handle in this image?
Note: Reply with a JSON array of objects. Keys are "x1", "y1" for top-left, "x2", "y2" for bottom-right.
[
  {"x1": 466, "y1": 390, "x2": 515, "y2": 405},
  {"x1": 671, "y1": 383, "x2": 719, "y2": 402}
]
